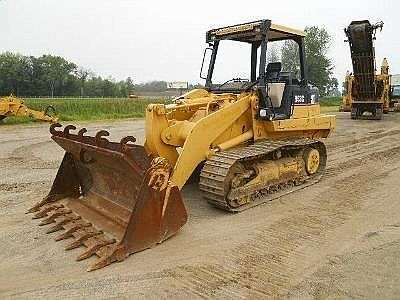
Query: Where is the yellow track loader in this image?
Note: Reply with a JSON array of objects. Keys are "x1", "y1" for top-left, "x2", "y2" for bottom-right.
[
  {"x1": 28, "y1": 20, "x2": 336, "y2": 271},
  {"x1": 0, "y1": 95, "x2": 58, "y2": 123}
]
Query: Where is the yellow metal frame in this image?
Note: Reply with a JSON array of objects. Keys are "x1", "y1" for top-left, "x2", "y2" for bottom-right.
[{"x1": 0, "y1": 95, "x2": 58, "y2": 123}]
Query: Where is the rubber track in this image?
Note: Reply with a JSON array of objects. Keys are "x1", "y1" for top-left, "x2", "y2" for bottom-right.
[{"x1": 199, "y1": 138, "x2": 325, "y2": 212}]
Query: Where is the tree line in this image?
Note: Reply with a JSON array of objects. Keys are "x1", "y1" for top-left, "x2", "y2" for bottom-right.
[{"x1": 0, "y1": 52, "x2": 177, "y2": 97}]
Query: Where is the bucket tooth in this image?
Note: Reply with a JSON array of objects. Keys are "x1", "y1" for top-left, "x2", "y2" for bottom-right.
[
  {"x1": 87, "y1": 244, "x2": 127, "y2": 272},
  {"x1": 87, "y1": 256, "x2": 113, "y2": 272},
  {"x1": 76, "y1": 237, "x2": 116, "y2": 261},
  {"x1": 46, "y1": 215, "x2": 81, "y2": 234},
  {"x1": 32, "y1": 204, "x2": 64, "y2": 219},
  {"x1": 28, "y1": 196, "x2": 62, "y2": 214},
  {"x1": 55, "y1": 222, "x2": 91, "y2": 241},
  {"x1": 38, "y1": 209, "x2": 72, "y2": 226},
  {"x1": 65, "y1": 229, "x2": 103, "y2": 250},
  {"x1": 46, "y1": 223, "x2": 64, "y2": 234},
  {"x1": 33, "y1": 210, "x2": 50, "y2": 220},
  {"x1": 38, "y1": 218, "x2": 55, "y2": 226},
  {"x1": 27, "y1": 204, "x2": 41, "y2": 214},
  {"x1": 87, "y1": 255, "x2": 114, "y2": 272},
  {"x1": 55, "y1": 230, "x2": 74, "y2": 241}
]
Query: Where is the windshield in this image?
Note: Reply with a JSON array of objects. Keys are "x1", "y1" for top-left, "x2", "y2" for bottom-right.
[
  {"x1": 207, "y1": 39, "x2": 300, "y2": 90},
  {"x1": 211, "y1": 40, "x2": 251, "y2": 89},
  {"x1": 393, "y1": 86, "x2": 400, "y2": 97}
]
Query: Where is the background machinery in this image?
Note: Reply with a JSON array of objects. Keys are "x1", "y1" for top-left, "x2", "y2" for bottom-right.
[
  {"x1": 343, "y1": 20, "x2": 389, "y2": 119},
  {"x1": 340, "y1": 58, "x2": 391, "y2": 114},
  {"x1": 340, "y1": 71, "x2": 353, "y2": 112},
  {"x1": 28, "y1": 20, "x2": 336, "y2": 271},
  {"x1": 0, "y1": 95, "x2": 58, "y2": 123},
  {"x1": 390, "y1": 74, "x2": 400, "y2": 111}
]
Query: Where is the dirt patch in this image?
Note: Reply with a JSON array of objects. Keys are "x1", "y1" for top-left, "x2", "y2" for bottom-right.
[{"x1": 2, "y1": 114, "x2": 400, "y2": 298}]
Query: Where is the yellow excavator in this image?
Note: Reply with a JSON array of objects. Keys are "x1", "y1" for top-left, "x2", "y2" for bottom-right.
[
  {"x1": 0, "y1": 95, "x2": 58, "y2": 123},
  {"x1": 28, "y1": 20, "x2": 336, "y2": 271}
]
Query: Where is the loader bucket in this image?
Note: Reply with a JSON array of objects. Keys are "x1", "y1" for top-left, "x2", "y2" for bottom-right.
[{"x1": 28, "y1": 124, "x2": 188, "y2": 271}]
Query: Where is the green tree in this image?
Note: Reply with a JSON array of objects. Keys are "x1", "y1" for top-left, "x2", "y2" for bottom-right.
[
  {"x1": 125, "y1": 77, "x2": 134, "y2": 95},
  {"x1": 0, "y1": 52, "x2": 199, "y2": 97},
  {"x1": 114, "y1": 77, "x2": 135, "y2": 97},
  {"x1": 102, "y1": 77, "x2": 117, "y2": 97},
  {"x1": 85, "y1": 76, "x2": 105, "y2": 97},
  {"x1": 280, "y1": 26, "x2": 337, "y2": 96},
  {"x1": 76, "y1": 67, "x2": 91, "y2": 97},
  {"x1": 326, "y1": 77, "x2": 340, "y2": 96},
  {"x1": 0, "y1": 52, "x2": 31, "y2": 96},
  {"x1": 36, "y1": 55, "x2": 77, "y2": 96}
]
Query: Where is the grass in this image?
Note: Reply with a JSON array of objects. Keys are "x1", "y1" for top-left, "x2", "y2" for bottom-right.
[
  {"x1": 320, "y1": 106, "x2": 340, "y2": 113},
  {"x1": 319, "y1": 96, "x2": 342, "y2": 107},
  {"x1": 1, "y1": 95, "x2": 343, "y2": 125},
  {"x1": 1, "y1": 97, "x2": 167, "y2": 125},
  {"x1": 319, "y1": 96, "x2": 341, "y2": 113}
]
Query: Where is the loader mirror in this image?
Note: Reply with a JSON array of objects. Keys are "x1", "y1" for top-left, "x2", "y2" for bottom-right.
[{"x1": 200, "y1": 47, "x2": 213, "y2": 80}]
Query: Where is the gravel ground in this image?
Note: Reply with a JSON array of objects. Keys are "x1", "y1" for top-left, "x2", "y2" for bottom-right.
[{"x1": 1, "y1": 113, "x2": 400, "y2": 299}]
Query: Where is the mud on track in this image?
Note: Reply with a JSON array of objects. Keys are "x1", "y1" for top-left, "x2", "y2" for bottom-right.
[{"x1": 1, "y1": 113, "x2": 400, "y2": 299}]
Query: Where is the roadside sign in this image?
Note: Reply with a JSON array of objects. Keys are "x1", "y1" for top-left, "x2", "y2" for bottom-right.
[{"x1": 167, "y1": 81, "x2": 189, "y2": 89}]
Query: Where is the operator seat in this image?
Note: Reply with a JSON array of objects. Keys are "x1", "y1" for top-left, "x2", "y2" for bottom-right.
[
  {"x1": 259, "y1": 62, "x2": 289, "y2": 120},
  {"x1": 266, "y1": 62, "x2": 282, "y2": 82},
  {"x1": 265, "y1": 62, "x2": 290, "y2": 120},
  {"x1": 266, "y1": 62, "x2": 285, "y2": 109}
]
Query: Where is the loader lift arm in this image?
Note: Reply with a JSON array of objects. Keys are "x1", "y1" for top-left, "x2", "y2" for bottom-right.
[{"x1": 0, "y1": 95, "x2": 58, "y2": 123}]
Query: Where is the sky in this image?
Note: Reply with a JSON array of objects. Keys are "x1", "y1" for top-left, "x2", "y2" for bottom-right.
[{"x1": 1, "y1": 0, "x2": 399, "y2": 85}]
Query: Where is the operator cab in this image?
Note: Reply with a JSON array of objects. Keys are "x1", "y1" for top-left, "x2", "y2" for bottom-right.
[{"x1": 200, "y1": 20, "x2": 316, "y2": 121}]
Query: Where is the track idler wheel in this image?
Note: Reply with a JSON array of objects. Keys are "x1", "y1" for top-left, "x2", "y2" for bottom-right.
[{"x1": 303, "y1": 147, "x2": 320, "y2": 175}]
